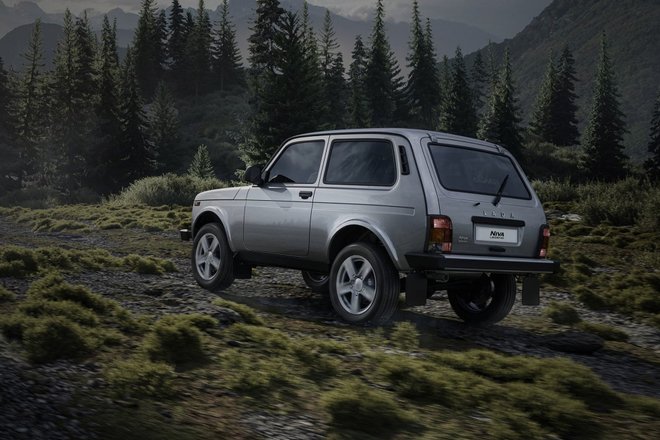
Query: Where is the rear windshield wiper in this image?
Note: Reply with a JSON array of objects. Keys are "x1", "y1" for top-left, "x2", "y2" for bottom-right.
[{"x1": 492, "y1": 174, "x2": 509, "y2": 206}]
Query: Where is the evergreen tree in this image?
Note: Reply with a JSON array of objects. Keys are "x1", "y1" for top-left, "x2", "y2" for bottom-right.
[
  {"x1": 554, "y1": 45, "x2": 580, "y2": 146},
  {"x1": 13, "y1": 19, "x2": 48, "y2": 185},
  {"x1": 248, "y1": 0, "x2": 285, "y2": 77},
  {"x1": 365, "y1": 0, "x2": 406, "y2": 127},
  {"x1": 155, "y1": 10, "x2": 168, "y2": 69},
  {"x1": 0, "y1": 57, "x2": 19, "y2": 193},
  {"x1": 74, "y1": 11, "x2": 96, "y2": 101},
  {"x1": 529, "y1": 53, "x2": 558, "y2": 143},
  {"x1": 212, "y1": 0, "x2": 242, "y2": 91},
  {"x1": 320, "y1": 9, "x2": 346, "y2": 128},
  {"x1": 115, "y1": 48, "x2": 156, "y2": 189},
  {"x1": 644, "y1": 91, "x2": 660, "y2": 181},
  {"x1": 149, "y1": 81, "x2": 180, "y2": 172},
  {"x1": 133, "y1": 0, "x2": 162, "y2": 96},
  {"x1": 348, "y1": 35, "x2": 369, "y2": 127},
  {"x1": 188, "y1": 144, "x2": 215, "y2": 179},
  {"x1": 407, "y1": 2, "x2": 440, "y2": 129},
  {"x1": 437, "y1": 55, "x2": 450, "y2": 123},
  {"x1": 186, "y1": 0, "x2": 212, "y2": 96},
  {"x1": 168, "y1": 0, "x2": 186, "y2": 88},
  {"x1": 478, "y1": 48, "x2": 523, "y2": 156},
  {"x1": 471, "y1": 51, "x2": 488, "y2": 115},
  {"x1": 440, "y1": 47, "x2": 476, "y2": 137},
  {"x1": 581, "y1": 33, "x2": 628, "y2": 181}
]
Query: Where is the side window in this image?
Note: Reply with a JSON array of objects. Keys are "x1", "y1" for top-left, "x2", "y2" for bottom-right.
[
  {"x1": 325, "y1": 140, "x2": 396, "y2": 186},
  {"x1": 267, "y1": 141, "x2": 325, "y2": 184}
]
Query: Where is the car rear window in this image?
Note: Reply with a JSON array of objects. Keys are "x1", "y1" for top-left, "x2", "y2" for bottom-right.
[
  {"x1": 325, "y1": 140, "x2": 396, "y2": 186},
  {"x1": 428, "y1": 144, "x2": 531, "y2": 199}
]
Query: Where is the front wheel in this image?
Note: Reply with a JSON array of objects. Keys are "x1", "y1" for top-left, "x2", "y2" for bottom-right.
[
  {"x1": 191, "y1": 223, "x2": 235, "y2": 292},
  {"x1": 329, "y1": 242, "x2": 400, "y2": 325},
  {"x1": 447, "y1": 274, "x2": 516, "y2": 325},
  {"x1": 302, "y1": 271, "x2": 330, "y2": 294}
]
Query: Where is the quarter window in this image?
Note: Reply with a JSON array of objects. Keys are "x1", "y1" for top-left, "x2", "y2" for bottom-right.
[
  {"x1": 325, "y1": 140, "x2": 396, "y2": 186},
  {"x1": 267, "y1": 141, "x2": 324, "y2": 184}
]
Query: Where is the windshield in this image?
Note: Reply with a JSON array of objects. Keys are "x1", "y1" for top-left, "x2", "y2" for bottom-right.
[{"x1": 428, "y1": 144, "x2": 531, "y2": 199}]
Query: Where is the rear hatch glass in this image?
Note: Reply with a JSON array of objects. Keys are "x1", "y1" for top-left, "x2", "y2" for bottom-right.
[{"x1": 428, "y1": 144, "x2": 530, "y2": 199}]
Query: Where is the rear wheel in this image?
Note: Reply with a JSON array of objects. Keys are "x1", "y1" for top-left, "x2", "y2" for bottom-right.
[
  {"x1": 447, "y1": 274, "x2": 516, "y2": 325},
  {"x1": 329, "y1": 242, "x2": 400, "y2": 325},
  {"x1": 192, "y1": 223, "x2": 235, "y2": 292},
  {"x1": 302, "y1": 271, "x2": 330, "y2": 294}
]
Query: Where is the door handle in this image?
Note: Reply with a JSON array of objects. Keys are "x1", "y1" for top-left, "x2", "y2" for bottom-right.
[{"x1": 299, "y1": 191, "x2": 313, "y2": 200}]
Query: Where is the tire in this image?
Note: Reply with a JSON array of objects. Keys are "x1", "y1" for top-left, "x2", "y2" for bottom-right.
[
  {"x1": 447, "y1": 274, "x2": 516, "y2": 325},
  {"x1": 329, "y1": 242, "x2": 400, "y2": 325},
  {"x1": 191, "y1": 223, "x2": 235, "y2": 292},
  {"x1": 302, "y1": 271, "x2": 330, "y2": 294}
]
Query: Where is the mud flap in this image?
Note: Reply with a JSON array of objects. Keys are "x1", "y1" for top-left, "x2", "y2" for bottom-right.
[
  {"x1": 521, "y1": 276, "x2": 540, "y2": 305},
  {"x1": 405, "y1": 273, "x2": 428, "y2": 306}
]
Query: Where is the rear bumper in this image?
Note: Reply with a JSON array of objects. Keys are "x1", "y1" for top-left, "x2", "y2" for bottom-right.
[{"x1": 405, "y1": 253, "x2": 559, "y2": 274}]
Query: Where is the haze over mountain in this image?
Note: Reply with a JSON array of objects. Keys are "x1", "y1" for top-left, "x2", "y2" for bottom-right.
[{"x1": 466, "y1": 0, "x2": 660, "y2": 160}]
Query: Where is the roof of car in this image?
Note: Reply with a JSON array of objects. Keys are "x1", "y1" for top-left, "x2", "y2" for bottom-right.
[{"x1": 286, "y1": 128, "x2": 504, "y2": 153}]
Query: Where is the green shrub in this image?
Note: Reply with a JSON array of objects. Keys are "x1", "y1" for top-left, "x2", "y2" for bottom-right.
[
  {"x1": 143, "y1": 315, "x2": 207, "y2": 365},
  {"x1": 28, "y1": 273, "x2": 111, "y2": 314},
  {"x1": 321, "y1": 379, "x2": 415, "y2": 435},
  {"x1": 0, "y1": 313, "x2": 37, "y2": 340},
  {"x1": 19, "y1": 299, "x2": 100, "y2": 326},
  {"x1": 113, "y1": 174, "x2": 226, "y2": 206},
  {"x1": 23, "y1": 316, "x2": 93, "y2": 363},
  {"x1": 433, "y1": 349, "x2": 542, "y2": 383},
  {"x1": 221, "y1": 352, "x2": 296, "y2": 396},
  {"x1": 577, "y1": 322, "x2": 629, "y2": 342},
  {"x1": 389, "y1": 321, "x2": 420, "y2": 350},
  {"x1": 213, "y1": 298, "x2": 264, "y2": 325},
  {"x1": 122, "y1": 254, "x2": 176, "y2": 275},
  {"x1": 574, "y1": 286, "x2": 608, "y2": 310},
  {"x1": 0, "y1": 246, "x2": 39, "y2": 277},
  {"x1": 105, "y1": 359, "x2": 176, "y2": 397},
  {"x1": 576, "y1": 178, "x2": 646, "y2": 226},
  {"x1": 544, "y1": 301, "x2": 581, "y2": 325},
  {"x1": 224, "y1": 324, "x2": 291, "y2": 351},
  {"x1": 0, "y1": 285, "x2": 16, "y2": 302},
  {"x1": 532, "y1": 179, "x2": 579, "y2": 203},
  {"x1": 290, "y1": 339, "x2": 340, "y2": 380}
]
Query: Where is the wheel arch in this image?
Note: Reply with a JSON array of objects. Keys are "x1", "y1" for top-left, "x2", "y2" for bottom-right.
[
  {"x1": 327, "y1": 221, "x2": 402, "y2": 270},
  {"x1": 192, "y1": 208, "x2": 235, "y2": 251}
]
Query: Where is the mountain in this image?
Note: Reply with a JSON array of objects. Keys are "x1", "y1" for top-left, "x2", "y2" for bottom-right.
[
  {"x1": 0, "y1": 21, "x2": 62, "y2": 70},
  {"x1": 466, "y1": 0, "x2": 660, "y2": 160},
  {"x1": 0, "y1": 1, "x2": 63, "y2": 37}
]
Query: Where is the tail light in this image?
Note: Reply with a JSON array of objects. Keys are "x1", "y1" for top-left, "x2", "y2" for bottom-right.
[
  {"x1": 538, "y1": 225, "x2": 550, "y2": 258},
  {"x1": 428, "y1": 216, "x2": 452, "y2": 253}
]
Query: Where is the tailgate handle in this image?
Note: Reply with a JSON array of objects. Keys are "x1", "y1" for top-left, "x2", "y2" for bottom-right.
[{"x1": 299, "y1": 191, "x2": 313, "y2": 200}]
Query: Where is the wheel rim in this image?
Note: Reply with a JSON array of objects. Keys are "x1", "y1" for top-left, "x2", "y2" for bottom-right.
[
  {"x1": 307, "y1": 272, "x2": 329, "y2": 284},
  {"x1": 459, "y1": 278, "x2": 495, "y2": 312},
  {"x1": 335, "y1": 255, "x2": 377, "y2": 316},
  {"x1": 195, "y1": 233, "x2": 222, "y2": 281}
]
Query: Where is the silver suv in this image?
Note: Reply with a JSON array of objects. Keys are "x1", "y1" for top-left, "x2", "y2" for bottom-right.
[{"x1": 182, "y1": 129, "x2": 559, "y2": 325}]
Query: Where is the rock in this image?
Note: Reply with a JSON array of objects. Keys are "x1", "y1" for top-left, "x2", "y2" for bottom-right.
[
  {"x1": 540, "y1": 331, "x2": 604, "y2": 354},
  {"x1": 560, "y1": 213, "x2": 583, "y2": 222}
]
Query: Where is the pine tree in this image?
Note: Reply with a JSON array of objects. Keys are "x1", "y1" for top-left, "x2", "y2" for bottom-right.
[
  {"x1": 248, "y1": 0, "x2": 285, "y2": 77},
  {"x1": 186, "y1": 0, "x2": 212, "y2": 96},
  {"x1": 529, "y1": 53, "x2": 558, "y2": 143},
  {"x1": 348, "y1": 35, "x2": 369, "y2": 127},
  {"x1": 471, "y1": 51, "x2": 488, "y2": 115},
  {"x1": 581, "y1": 33, "x2": 628, "y2": 181},
  {"x1": 320, "y1": 9, "x2": 346, "y2": 128},
  {"x1": 644, "y1": 91, "x2": 660, "y2": 181},
  {"x1": 14, "y1": 19, "x2": 48, "y2": 185},
  {"x1": 0, "y1": 57, "x2": 19, "y2": 193},
  {"x1": 168, "y1": 0, "x2": 186, "y2": 89},
  {"x1": 365, "y1": 0, "x2": 406, "y2": 127},
  {"x1": 149, "y1": 81, "x2": 180, "y2": 172},
  {"x1": 440, "y1": 47, "x2": 476, "y2": 137},
  {"x1": 478, "y1": 48, "x2": 523, "y2": 156},
  {"x1": 188, "y1": 144, "x2": 215, "y2": 179},
  {"x1": 554, "y1": 45, "x2": 580, "y2": 146},
  {"x1": 115, "y1": 48, "x2": 156, "y2": 189},
  {"x1": 74, "y1": 11, "x2": 96, "y2": 101},
  {"x1": 133, "y1": 0, "x2": 162, "y2": 96},
  {"x1": 212, "y1": 0, "x2": 242, "y2": 91},
  {"x1": 407, "y1": 3, "x2": 440, "y2": 129}
]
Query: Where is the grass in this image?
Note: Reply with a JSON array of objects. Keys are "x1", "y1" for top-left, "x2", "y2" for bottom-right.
[
  {"x1": 104, "y1": 359, "x2": 176, "y2": 398},
  {"x1": 544, "y1": 301, "x2": 582, "y2": 325},
  {"x1": 577, "y1": 321, "x2": 630, "y2": 342},
  {"x1": 0, "y1": 285, "x2": 15, "y2": 302},
  {"x1": 111, "y1": 174, "x2": 226, "y2": 207},
  {"x1": 213, "y1": 298, "x2": 264, "y2": 325},
  {"x1": 142, "y1": 314, "x2": 217, "y2": 366}
]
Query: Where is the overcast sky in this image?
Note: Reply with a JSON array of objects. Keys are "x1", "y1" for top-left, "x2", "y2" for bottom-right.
[{"x1": 9, "y1": 0, "x2": 553, "y2": 37}]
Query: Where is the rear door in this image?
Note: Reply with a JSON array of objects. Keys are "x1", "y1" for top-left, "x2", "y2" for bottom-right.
[
  {"x1": 423, "y1": 139, "x2": 546, "y2": 258},
  {"x1": 243, "y1": 138, "x2": 326, "y2": 256}
]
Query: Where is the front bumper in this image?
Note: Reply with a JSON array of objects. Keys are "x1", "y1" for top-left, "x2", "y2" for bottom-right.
[{"x1": 406, "y1": 253, "x2": 559, "y2": 274}]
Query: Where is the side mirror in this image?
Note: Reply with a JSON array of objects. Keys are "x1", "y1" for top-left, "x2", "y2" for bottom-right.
[{"x1": 244, "y1": 164, "x2": 264, "y2": 186}]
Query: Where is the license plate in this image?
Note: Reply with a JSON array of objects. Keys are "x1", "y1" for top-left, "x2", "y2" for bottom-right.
[{"x1": 475, "y1": 225, "x2": 518, "y2": 244}]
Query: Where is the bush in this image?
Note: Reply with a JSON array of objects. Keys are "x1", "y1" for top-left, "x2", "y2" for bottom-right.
[
  {"x1": 113, "y1": 174, "x2": 226, "y2": 206},
  {"x1": 28, "y1": 273, "x2": 111, "y2": 314},
  {"x1": 143, "y1": 315, "x2": 208, "y2": 365},
  {"x1": 23, "y1": 316, "x2": 92, "y2": 363},
  {"x1": 532, "y1": 179, "x2": 579, "y2": 203},
  {"x1": 576, "y1": 178, "x2": 647, "y2": 227},
  {"x1": 321, "y1": 379, "x2": 415, "y2": 435},
  {"x1": 19, "y1": 299, "x2": 100, "y2": 327},
  {"x1": 213, "y1": 298, "x2": 264, "y2": 325},
  {"x1": 122, "y1": 254, "x2": 176, "y2": 275},
  {"x1": 0, "y1": 246, "x2": 39, "y2": 277},
  {"x1": 544, "y1": 301, "x2": 581, "y2": 325},
  {"x1": 105, "y1": 359, "x2": 176, "y2": 397}
]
